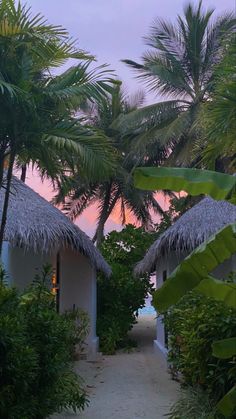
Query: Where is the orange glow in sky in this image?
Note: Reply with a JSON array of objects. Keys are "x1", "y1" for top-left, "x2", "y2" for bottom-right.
[{"x1": 24, "y1": 169, "x2": 170, "y2": 238}]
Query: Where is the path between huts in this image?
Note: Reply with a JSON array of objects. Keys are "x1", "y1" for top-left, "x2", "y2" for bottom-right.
[{"x1": 54, "y1": 315, "x2": 179, "y2": 419}]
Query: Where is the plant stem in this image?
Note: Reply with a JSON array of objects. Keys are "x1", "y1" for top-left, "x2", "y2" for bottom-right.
[{"x1": 0, "y1": 147, "x2": 16, "y2": 256}]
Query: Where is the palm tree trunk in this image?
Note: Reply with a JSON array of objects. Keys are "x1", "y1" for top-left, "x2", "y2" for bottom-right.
[
  {"x1": 93, "y1": 188, "x2": 120, "y2": 247},
  {"x1": 92, "y1": 187, "x2": 112, "y2": 245},
  {"x1": 0, "y1": 151, "x2": 5, "y2": 190},
  {"x1": 21, "y1": 164, "x2": 27, "y2": 182},
  {"x1": 0, "y1": 142, "x2": 8, "y2": 189},
  {"x1": 0, "y1": 147, "x2": 16, "y2": 256}
]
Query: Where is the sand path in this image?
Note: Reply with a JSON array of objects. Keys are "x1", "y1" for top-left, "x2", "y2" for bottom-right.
[{"x1": 54, "y1": 315, "x2": 179, "y2": 419}]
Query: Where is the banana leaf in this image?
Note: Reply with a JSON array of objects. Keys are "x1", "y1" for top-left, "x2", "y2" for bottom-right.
[
  {"x1": 153, "y1": 222, "x2": 236, "y2": 313},
  {"x1": 212, "y1": 337, "x2": 236, "y2": 359},
  {"x1": 214, "y1": 339, "x2": 236, "y2": 417},
  {"x1": 217, "y1": 386, "x2": 236, "y2": 417},
  {"x1": 195, "y1": 277, "x2": 236, "y2": 309},
  {"x1": 134, "y1": 167, "x2": 236, "y2": 201}
]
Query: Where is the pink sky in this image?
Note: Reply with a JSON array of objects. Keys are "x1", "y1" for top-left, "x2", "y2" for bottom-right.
[
  {"x1": 25, "y1": 169, "x2": 170, "y2": 238},
  {"x1": 28, "y1": 0, "x2": 234, "y2": 102},
  {"x1": 25, "y1": 0, "x2": 234, "y2": 236}
]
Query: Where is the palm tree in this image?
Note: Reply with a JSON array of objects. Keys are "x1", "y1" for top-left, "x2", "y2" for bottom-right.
[
  {"x1": 199, "y1": 36, "x2": 236, "y2": 172},
  {"x1": 56, "y1": 84, "x2": 169, "y2": 246},
  {"x1": 115, "y1": 1, "x2": 235, "y2": 166},
  {"x1": 0, "y1": 0, "x2": 116, "y2": 254}
]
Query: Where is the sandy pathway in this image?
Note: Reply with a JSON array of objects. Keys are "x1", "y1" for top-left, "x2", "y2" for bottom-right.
[{"x1": 54, "y1": 315, "x2": 179, "y2": 419}]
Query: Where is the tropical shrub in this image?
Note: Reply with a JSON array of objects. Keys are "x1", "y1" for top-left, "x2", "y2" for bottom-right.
[
  {"x1": 165, "y1": 292, "x2": 236, "y2": 402},
  {"x1": 134, "y1": 166, "x2": 236, "y2": 417},
  {"x1": 97, "y1": 224, "x2": 156, "y2": 354},
  {"x1": 167, "y1": 387, "x2": 219, "y2": 419},
  {"x1": 0, "y1": 268, "x2": 89, "y2": 419}
]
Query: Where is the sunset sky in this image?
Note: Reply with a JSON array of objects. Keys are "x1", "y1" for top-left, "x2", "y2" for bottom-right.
[{"x1": 26, "y1": 0, "x2": 235, "y2": 237}]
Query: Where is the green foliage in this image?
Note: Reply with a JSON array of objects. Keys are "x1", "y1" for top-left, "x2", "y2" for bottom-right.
[
  {"x1": 195, "y1": 277, "x2": 236, "y2": 309},
  {"x1": 0, "y1": 0, "x2": 116, "y2": 188},
  {"x1": 134, "y1": 167, "x2": 236, "y2": 201},
  {"x1": 119, "y1": 1, "x2": 235, "y2": 166},
  {"x1": 153, "y1": 223, "x2": 236, "y2": 313},
  {"x1": 0, "y1": 268, "x2": 89, "y2": 418},
  {"x1": 217, "y1": 386, "x2": 236, "y2": 418},
  {"x1": 97, "y1": 225, "x2": 156, "y2": 354},
  {"x1": 134, "y1": 167, "x2": 236, "y2": 416},
  {"x1": 200, "y1": 36, "x2": 236, "y2": 170},
  {"x1": 212, "y1": 338, "x2": 236, "y2": 360},
  {"x1": 167, "y1": 387, "x2": 219, "y2": 419},
  {"x1": 165, "y1": 292, "x2": 236, "y2": 402},
  {"x1": 57, "y1": 83, "x2": 166, "y2": 246}
]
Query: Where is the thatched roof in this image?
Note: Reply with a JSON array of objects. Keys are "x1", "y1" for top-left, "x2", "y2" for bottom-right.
[
  {"x1": 135, "y1": 197, "x2": 236, "y2": 276},
  {"x1": 0, "y1": 176, "x2": 111, "y2": 276}
]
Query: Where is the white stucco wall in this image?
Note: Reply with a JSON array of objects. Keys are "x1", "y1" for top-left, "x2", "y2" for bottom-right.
[
  {"x1": 154, "y1": 251, "x2": 188, "y2": 357},
  {"x1": 1, "y1": 243, "x2": 98, "y2": 355},
  {"x1": 59, "y1": 249, "x2": 98, "y2": 356},
  {"x1": 154, "y1": 250, "x2": 236, "y2": 357},
  {"x1": 1, "y1": 241, "x2": 55, "y2": 288}
]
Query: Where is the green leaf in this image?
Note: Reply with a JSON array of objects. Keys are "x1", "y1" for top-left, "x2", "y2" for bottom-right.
[
  {"x1": 153, "y1": 222, "x2": 236, "y2": 313},
  {"x1": 212, "y1": 337, "x2": 236, "y2": 359},
  {"x1": 134, "y1": 167, "x2": 236, "y2": 201},
  {"x1": 195, "y1": 278, "x2": 236, "y2": 309},
  {"x1": 217, "y1": 386, "x2": 236, "y2": 417}
]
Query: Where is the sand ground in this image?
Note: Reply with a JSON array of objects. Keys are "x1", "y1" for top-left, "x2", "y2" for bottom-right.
[{"x1": 53, "y1": 315, "x2": 179, "y2": 419}]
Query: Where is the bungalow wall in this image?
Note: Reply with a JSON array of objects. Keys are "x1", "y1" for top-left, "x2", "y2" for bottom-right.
[
  {"x1": 60, "y1": 249, "x2": 98, "y2": 355},
  {"x1": 155, "y1": 250, "x2": 236, "y2": 358},
  {"x1": 1, "y1": 242, "x2": 99, "y2": 356},
  {"x1": 2, "y1": 241, "x2": 55, "y2": 287}
]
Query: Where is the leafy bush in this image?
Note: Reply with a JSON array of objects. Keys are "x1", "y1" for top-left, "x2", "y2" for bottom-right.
[
  {"x1": 97, "y1": 225, "x2": 156, "y2": 354},
  {"x1": 165, "y1": 292, "x2": 236, "y2": 401},
  {"x1": 167, "y1": 387, "x2": 219, "y2": 419},
  {"x1": 0, "y1": 267, "x2": 89, "y2": 419}
]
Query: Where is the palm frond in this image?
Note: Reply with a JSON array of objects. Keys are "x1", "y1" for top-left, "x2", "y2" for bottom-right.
[
  {"x1": 46, "y1": 63, "x2": 114, "y2": 106},
  {"x1": 44, "y1": 121, "x2": 116, "y2": 181},
  {"x1": 112, "y1": 100, "x2": 183, "y2": 135},
  {"x1": 201, "y1": 13, "x2": 235, "y2": 87},
  {"x1": 127, "y1": 90, "x2": 146, "y2": 110},
  {"x1": 178, "y1": 1, "x2": 214, "y2": 89}
]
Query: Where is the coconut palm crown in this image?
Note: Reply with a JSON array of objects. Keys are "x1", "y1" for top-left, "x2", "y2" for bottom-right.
[
  {"x1": 0, "y1": 0, "x2": 116, "y2": 254},
  {"x1": 56, "y1": 84, "x2": 169, "y2": 246},
  {"x1": 116, "y1": 1, "x2": 235, "y2": 166}
]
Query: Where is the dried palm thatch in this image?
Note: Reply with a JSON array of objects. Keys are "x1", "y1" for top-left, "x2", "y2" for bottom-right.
[
  {"x1": 0, "y1": 176, "x2": 111, "y2": 276},
  {"x1": 135, "y1": 197, "x2": 236, "y2": 276}
]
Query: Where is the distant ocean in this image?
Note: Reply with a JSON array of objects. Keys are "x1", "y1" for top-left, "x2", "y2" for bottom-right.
[{"x1": 138, "y1": 294, "x2": 156, "y2": 316}]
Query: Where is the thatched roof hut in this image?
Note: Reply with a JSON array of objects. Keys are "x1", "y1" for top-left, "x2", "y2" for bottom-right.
[
  {"x1": 135, "y1": 197, "x2": 236, "y2": 276},
  {"x1": 0, "y1": 176, "x2": 110, "y2": 276}
]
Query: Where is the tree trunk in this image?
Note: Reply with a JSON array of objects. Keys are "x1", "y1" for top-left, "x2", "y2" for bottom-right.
[
  {"x1": 93, "y1": 188, "x2": 120, "y2": 247},
  {"x1": 20, "y1": 164, "x2": 27, "y2": 182},
  {"x1": 0, "y1": 142, "x2": 8, "y2": 189},
  {"x1": 0, "y1": 148, "x2": 16, "y2": 256},
  {"x1": 0, "y1": 151, "x2": 4, "y2": 190},
  {"x1": 92, "y1": 188, "x2": 112, "y2": 246}
]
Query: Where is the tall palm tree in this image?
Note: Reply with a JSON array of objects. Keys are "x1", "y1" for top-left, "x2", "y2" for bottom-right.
[
  {"x1": 115, "y1": 1, "x2": 235, "y2": 166},
  {"x1": 199, "y1": 36, "x2": 236, "y2": 172},
  {"x1": 0, "y1": 0, "x2": 116, "y2": 254},
  {"x1": 56, "y1": 85, "x2": 169, "y2": 246},
  {"x1": 0, "y1": 0, "x2": 115, "y2": 185}
]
